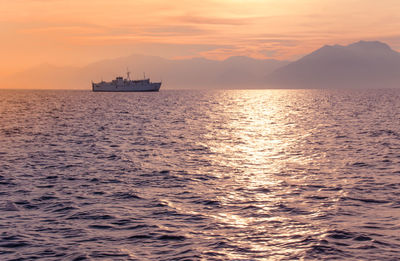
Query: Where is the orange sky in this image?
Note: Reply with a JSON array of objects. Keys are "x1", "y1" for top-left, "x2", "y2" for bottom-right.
[{"x1": 1, "y1": 0, "x2": 400, "y2": 75}]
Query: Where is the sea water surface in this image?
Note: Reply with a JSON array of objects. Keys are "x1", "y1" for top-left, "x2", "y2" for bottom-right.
[{"x1": 0, "y1": 89, "x2": 399, "y2": 260}]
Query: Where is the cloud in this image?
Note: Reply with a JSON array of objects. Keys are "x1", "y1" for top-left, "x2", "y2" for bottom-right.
[
  {"x1": 173, "y1": 15, "x2": 256, "y2": 25},
  {"x1": 142, "y1": 25, "x2": 212, "y2": 36},
  {"x1": 20, "y1": 25, "x2": 106, "y2": 36},
  {"x1": 2, "y1": 0, "x2": 400, "y2": 74}
]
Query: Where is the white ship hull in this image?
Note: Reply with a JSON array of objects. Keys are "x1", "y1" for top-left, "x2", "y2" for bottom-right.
[{"x1": 92, "y1": 77, "x2": 161, "y2": 92}]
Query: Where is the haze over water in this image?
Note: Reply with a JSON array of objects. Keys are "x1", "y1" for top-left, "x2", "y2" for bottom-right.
[{"x1": 1, "y1": 89, "x2": 400, "y2": 260}]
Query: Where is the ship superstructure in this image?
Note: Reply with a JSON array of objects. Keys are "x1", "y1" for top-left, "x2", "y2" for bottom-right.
[{"x1": 92, "y1": 72, "x2": 161, "y2": 92}]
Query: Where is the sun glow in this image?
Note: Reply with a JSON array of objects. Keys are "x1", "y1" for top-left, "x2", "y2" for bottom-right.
[{"x1": 1, "y1": 0, "x2": 400, "y2": 76}]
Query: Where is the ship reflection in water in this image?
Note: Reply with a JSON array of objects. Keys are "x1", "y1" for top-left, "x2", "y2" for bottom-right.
[{"x1": 0, "y1": 89, "x2": 399, "y2": 260}]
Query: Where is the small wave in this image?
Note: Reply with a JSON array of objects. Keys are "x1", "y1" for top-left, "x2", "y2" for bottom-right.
[
  {"x1": 354, "y1": 235, "x2": 372, "y2": 241},
  {"x1": 326, "y1": 229, "x2": 354, "y2": 240},
  {"x1": 1, "y1": 201, "x2": 20, "y2": 211},
  {"x1": 1, "y1": 127, "x2": 22, "y2": 136},
  {"x1": 305, "y1": 195, "x2": 329, "y2": 200},
  {"x1": 158, "y1": 234, "x2": 186, "y2": 241},
  {"x1": 370, "y1": 129, "x2": 399, "y2": 137},
  {"x1": 67, "y1": 211, "x2": 115, "y2": 220},
  {"x1": 45, "y1": 175, "x2": 58, "y2": 179},
  {"x1": 88, "y1": 224, "x2": 114, "y2": 230},
  {"x1": 304, "y1": 244, "x2": 346, "y2": 259},
  {"x1": 111, "y1": 191, "x2": 142, "y2": 200},
  {"x1": 70, "y1": 255, "x2": 90, "y2": 261},
  {"x1": 355, "y1": 244, "x2": 377, "y2": 249},
  {"x1": 52, "y1": 206, "x2": 77, "y2": 213},
  {"x1": 0, "y1": 180, "x2": 16, "y2": 186},
  {"x1": 349, "y1": 162, "x2": 372, "y2": 168},
  {"x1": 345, "y1": 196, "x2": 389, "y2": 204},
  {"x1": 111, "y1": 219, "x2": 133, "y2": 226},
  {"x1": 0, "y1": 241, "x2": 29, "y2": 248},
  {"x1": 90, "y1": 250, "x2": 131, "y2": 258},
  {"x1": 35, "y1": 195, "x2": 58, "y2": 201},
  {"x1": 125, "y1": 224, "x2": 157, "y2": 230},
  {"x1": 127, "y1": 234, "x2": 153, "y2": 240},
  {"x1": 253, "y1": 187, "x2": 271, "y2": 193},
  {"x1": 192, "y1": 199, "x2": 221, "y2": 206}
]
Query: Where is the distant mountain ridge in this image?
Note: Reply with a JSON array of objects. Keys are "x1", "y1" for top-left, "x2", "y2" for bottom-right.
[
  {"x1": 3, "y1": 55, "x2": 288, "y2": 89},
  {"x1": 2, "y1": 40, "x2": 400, "y2": 89},
  {"x1": 266, "y1": 41, "x2": 400, "y2": 88}
]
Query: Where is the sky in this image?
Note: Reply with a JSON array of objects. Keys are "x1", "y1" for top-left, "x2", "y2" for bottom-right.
[{"x1": 1, "y1": 0, "x2": 400, "y2": 76}]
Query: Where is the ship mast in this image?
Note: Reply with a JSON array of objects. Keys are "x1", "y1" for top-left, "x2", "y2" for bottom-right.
[{"x1": 126, "y1": 68, "x2": 131, "y2": 80}]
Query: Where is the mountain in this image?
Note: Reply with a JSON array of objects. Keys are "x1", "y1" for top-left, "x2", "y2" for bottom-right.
[
  {"x1": 2, "y1": 55, "x2": 288, "y2": 90},
  {"x1": 266, "y1": 41, "x2": 400, "y2": 88},
  {"x1": 3, "y1": 40, "x2": 399, "y2": 90}
]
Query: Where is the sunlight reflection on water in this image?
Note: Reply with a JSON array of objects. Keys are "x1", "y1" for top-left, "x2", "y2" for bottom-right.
[{"x1": 0, "y1": 89, "x2": 400, "y2": 260}]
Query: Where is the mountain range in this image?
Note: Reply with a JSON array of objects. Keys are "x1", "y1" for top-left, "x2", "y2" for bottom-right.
[
  {"x1": 266, "y1": 41, "x2": 400, "y2": 88},
  {"x1": 2, "y1": 40, "x2": 400, "y2": 89}
]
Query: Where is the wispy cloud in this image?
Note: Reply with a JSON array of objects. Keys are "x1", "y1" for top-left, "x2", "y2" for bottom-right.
[
  {"x1": 1, "y1": 0, "x2": 400, "y2": 74},
  {"x1": 173, "y1": 15, "x2": 256, "y2": 25}
]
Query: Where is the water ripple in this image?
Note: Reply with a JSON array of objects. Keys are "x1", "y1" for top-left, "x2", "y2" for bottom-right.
[{"x1": 0, "y1": 89, "x2": 400, "y2": 260}]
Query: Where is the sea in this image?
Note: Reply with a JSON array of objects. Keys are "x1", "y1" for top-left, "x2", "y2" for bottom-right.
[{"x1": 0, "y1": 89, "x2": 399, "y2": 260}]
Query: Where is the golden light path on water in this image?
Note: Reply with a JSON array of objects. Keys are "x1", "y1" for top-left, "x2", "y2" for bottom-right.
[{"x1": 178, "y1": 90, "x2": 338, "y2": 259}]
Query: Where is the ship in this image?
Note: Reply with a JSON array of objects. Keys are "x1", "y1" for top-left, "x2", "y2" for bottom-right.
[{"x1": 92, "y1": 71, "x2": 161, "y2": 92}]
